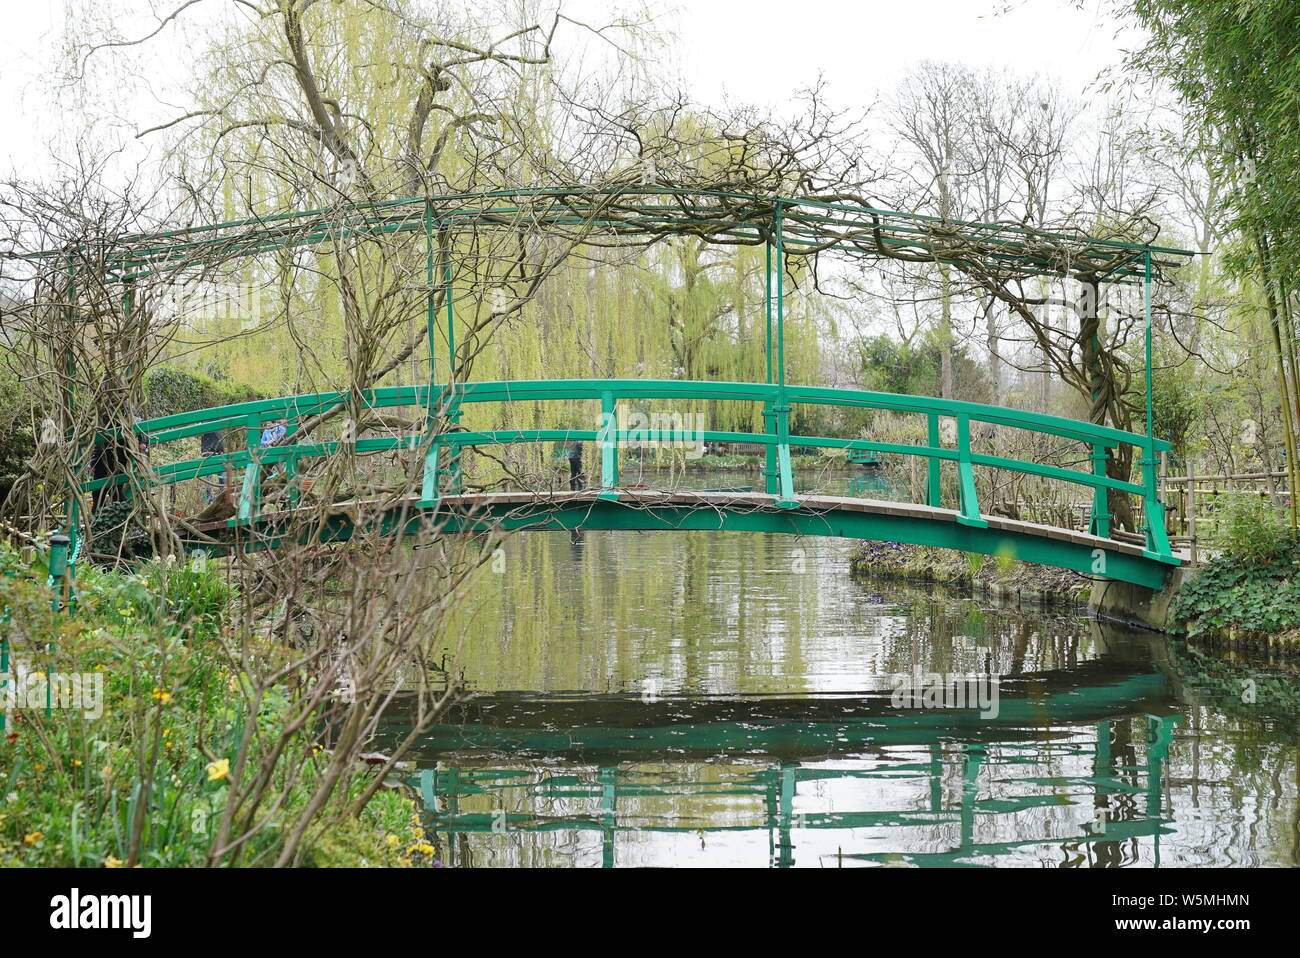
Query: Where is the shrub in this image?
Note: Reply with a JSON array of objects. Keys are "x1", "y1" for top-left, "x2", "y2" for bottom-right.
[
  {"x1": 1173, "y1": 538, "x2": 1300, "y2": 636},
  {"x1": 1213, "y1": 492, "x2": 1290, "y2": 564}
]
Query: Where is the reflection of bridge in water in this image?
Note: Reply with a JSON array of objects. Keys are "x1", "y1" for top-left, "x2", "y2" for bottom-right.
[{"x1": 388, "y1": 644, "x2": 1182, "y2": 867}]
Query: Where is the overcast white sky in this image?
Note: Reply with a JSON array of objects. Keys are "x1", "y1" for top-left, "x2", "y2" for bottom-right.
[{"x1": 0, "y1": 0, "x2": 1139, "y2": 180}]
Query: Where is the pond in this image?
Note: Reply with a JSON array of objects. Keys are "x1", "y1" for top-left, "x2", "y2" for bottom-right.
[{"x1": 385, "y1": 529, "x2": 1300, "y2": 868}]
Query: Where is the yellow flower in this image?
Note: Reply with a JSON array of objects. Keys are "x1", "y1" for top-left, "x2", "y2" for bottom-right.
[
  {"x1": 22, "y1": 832, "x2": 42, "y2": 846},
  {"x1": 385, "y1": 834, "x2": 400, "y2": 847},
  {"x1": 206, "y1": 758, "x2": 230, "y2": 781},
  {"x1": 150, "y1": 688, "x2": 171, "y2": 703},
  {"x1": 104, "y1": 856, "x2": 123, "y2": 868}
]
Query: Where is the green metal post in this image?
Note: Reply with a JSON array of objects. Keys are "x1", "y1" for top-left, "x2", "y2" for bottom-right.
[
  {"x1": 46, "y1": 534, "x2": 70, "y2": 716},
  {"x1": 420, "y1": 201, "x2": 441, "y2": 507},
  {"x1": 927, "y1": 413, "x2": 942, "y2": 507},
  {"x1": 763, "y1": 232, "x2": 778, "y2": 495},
  {"x1": 237, "y1": 414, "x2": 262, "y2": 523},
  {"x1": 774, "y1": 398, "x2": 796, "y2": 508},
  {"x1": 775, "y1": 203, "x2": 786, "y2": 390},
  {"x1": 762, "y1": 402, "x2": 778, "y2": 495},
  {"x1": 1144, "y1": 252, "x2": 1155, "y2": 458},
  {"x1": 771, "y1": 206, "x2": 797, "y2": 507},
  {"x1": 955, "y1": 415, "x2": 986, "y2": 527},
  {"x1": 48, "y1": 535, "x2": 70, "y2": 611},
  {"x1": 1089, "y1": 444, "x2": 1111, "y2": 538},
  {"x1": 62, "y1": 266, "x2": 82, "y2": 585},
  {"x1": 443, "y1": 229, "x2": 463, "y2": 493},
  {"x1": 599, "y1": 390, "x2": 618, "y2": 497},
  {"x1": 765, "y1": 237, "x2": 773, "y2": 385},
  {"x1": 426, "y1": 201, "x2": 437, "y2": 388},
  {"x1": 1141, "y1": 251, "x2": 1171, "y2": 557}
]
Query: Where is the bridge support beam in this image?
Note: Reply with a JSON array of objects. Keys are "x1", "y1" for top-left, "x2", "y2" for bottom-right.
[{"x1": 1089, "y1": 563, "x2": 1197, "y2": 631}]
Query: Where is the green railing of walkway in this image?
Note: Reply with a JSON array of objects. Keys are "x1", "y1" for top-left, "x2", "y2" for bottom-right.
[{"x1": 83, "y1": 378, "x2": 1176, "y2": 563}]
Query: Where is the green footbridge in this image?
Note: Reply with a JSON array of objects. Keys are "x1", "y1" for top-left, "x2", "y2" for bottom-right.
[
  {"x1": 91, "y1": 375, "x2": 1181, "y2": 588},
  {"x1": 33, "y1": 186, "x2": 1191, "y2": 589}
]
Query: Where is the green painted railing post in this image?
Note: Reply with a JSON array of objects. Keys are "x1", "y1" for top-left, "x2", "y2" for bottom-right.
[
  {"x1": 1088, "y1": 444, "x2": 1111, "y2": 538},
  {"x1": 775, "y1": 203, "x2": 786, "y2": 390},
  {"x1": 1139, "y1": 248, "x2": 1172, "y2": 559},
  {"x1": 443, "y1": 388, "x2": 464, "y2": 495},
  {"x1": 1, "y1": 564, "x2": 14, "y2": 733},
  {"x1": 599, "y1": 390, "x2": 618, "y2": 497},
  {"x1": 285, "y1": 451, "x2": 300, "y2": 507},
  {"x1": 1141, "y1": 443, "x2": 1172, "y2": 557},
  {"x1": 773, "y1": 395, "x2": 796, "y2": 508},
  {"x1": 955, "y1": 415, "x2": 987, "y2": 528},
  {"x1": 238, "y1": 414, "x2": 263, "y2": 523},
  {"x1": 420, "y1": 437, "x2": 442, "y2": 507},
  {"x1": 45, "y1": 533, "x2": 71, "y2": 716},
  {"x1": 927, "y1": 413, "x2": 942, "y2": 507},
  {"x1": 47, "y1": 534, "x2": 70, "y2": 612}
]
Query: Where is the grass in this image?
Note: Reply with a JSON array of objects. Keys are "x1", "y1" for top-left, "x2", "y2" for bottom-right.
[{"x1": 0, "y1": 544, "x2": 439, "y2": 867}]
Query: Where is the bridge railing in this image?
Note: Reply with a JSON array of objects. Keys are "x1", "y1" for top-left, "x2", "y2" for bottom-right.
[{"x1": 83, "y1": 379, "x2": 1175, "y2": 562}]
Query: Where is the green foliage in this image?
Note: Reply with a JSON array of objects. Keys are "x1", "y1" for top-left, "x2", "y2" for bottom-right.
[
  {"x1": 142, "y1": 368, "x2": 263, "y2": 420},
  {"x1": 858, "y1": 331, "x2": 991, "y2": 401},
  {"x1": 1130, "y1": 1, "x2": 1300, "y2": 287},
  {"x1": 1213, "y1": 492, "x2": 1290, "y2": 564},
  {"x1": 1150, "y1": 353, "x2": 1203, "y2": 463},
  {"x1": 86, "y1": 499, "x2": 154, "y2": 566},
  {"x1": 1173, "y1": 538, "x2": 1300, "y2": 637},
  {"x1": 1174, "y1": 494, "x2": 1300, "y2": 637},
  {"x1": 0, "y1": 362, "x2": 36, "y2": 504},
  {"x1": 0, "y1": 543, "x2": 433, "y2": 867},
  {"x1": 72, "y1": 556, "x2": 233, "y2": 633}
]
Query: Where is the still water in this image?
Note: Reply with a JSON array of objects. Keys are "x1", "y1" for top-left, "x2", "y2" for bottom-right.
[{"x1": 391, "y1": 530, "x2": 1300, "y2": 868}]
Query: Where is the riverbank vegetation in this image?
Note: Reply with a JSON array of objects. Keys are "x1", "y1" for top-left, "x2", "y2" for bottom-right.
[
  {"x1": 1170, "y1": 494, "x2": 1300, "y2": 648},
  {"x1": 0, "y1": 542, "x2": 446, "y2": 866},
  {"x1": 849, "y1": 540, "x2": 1092, "y2": 608}
]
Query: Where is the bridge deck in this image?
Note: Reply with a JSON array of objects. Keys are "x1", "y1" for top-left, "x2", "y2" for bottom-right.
[{"x1": 195, "y1": 488, "x2": 1178, "y2": 587}]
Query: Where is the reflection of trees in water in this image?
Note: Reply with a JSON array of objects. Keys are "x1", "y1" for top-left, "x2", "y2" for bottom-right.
[{"x1": 426, "y1": 531, "x2": 1299, "y2": 866}]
